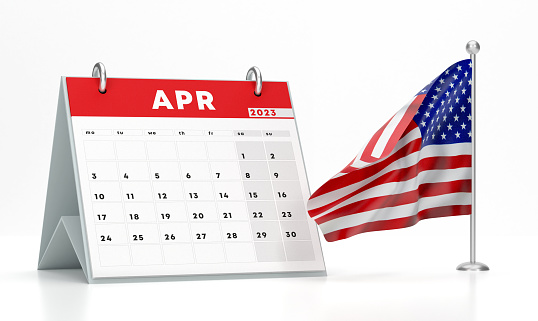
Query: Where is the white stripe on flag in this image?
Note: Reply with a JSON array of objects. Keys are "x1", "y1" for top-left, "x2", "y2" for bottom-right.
[
  {"x1": 371, "y1": 98, "x2": 415, "y2": 158},
  {"x1": 318, "y1": 192, "x2": 471, "y2": 235}
]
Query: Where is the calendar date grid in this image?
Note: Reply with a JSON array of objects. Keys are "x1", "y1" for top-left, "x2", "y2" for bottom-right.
[{"x1": 85, "y1": 132, "x2": 312, "y2": 266}]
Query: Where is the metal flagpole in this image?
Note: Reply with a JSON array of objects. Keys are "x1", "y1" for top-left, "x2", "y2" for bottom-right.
[{"x1": 457, "y1": 40, "x2": 489, "y2": 271}]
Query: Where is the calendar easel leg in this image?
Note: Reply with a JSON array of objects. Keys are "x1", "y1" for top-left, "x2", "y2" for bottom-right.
[
  {"x1": 37, "y1": 217, "x2": 87, "y2": 274},
  {"x1": 38, "y1": 80, "x2": 89, "y2": 281}
]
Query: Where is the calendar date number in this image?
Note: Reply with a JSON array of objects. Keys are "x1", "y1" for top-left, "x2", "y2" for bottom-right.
[{"x1": 100, "y1": 235, "x2": 112, "y2": 241}]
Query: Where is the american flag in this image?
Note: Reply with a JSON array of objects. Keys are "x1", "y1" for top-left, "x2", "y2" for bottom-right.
[{"x1": 307, "y1": 60, "x2": 473, "y2": 242}]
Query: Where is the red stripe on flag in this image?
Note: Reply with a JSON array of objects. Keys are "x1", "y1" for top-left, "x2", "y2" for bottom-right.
[
  {"x1": 340, "y1": 156, "x2": 358, "y2": 174},
  {"x1": 339, "y1": 121, "x2": 420, "y2": 174},
  {"x1": 310, "y1": 136, "x2": 422, "y2": 199},
  {"x1": 308, "y1": 154, "x2": 471, "y2": 217},
  {"x1": 315, "y1": 179, "x2": 471, "y2": 224},
  {"x1": 377, "y1": 95, "x2": 425, "y2": 159},
  {"x1": 323, "y1": 205, "x2": 471, "y2": 242},
  {"x1": 359, "y1": 117, "x2": 394, "y2": 163}
]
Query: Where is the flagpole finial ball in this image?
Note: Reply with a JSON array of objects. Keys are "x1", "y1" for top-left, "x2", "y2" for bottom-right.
[{"x1": 466, "y1": 40, "x2": 480, "y2": 55}]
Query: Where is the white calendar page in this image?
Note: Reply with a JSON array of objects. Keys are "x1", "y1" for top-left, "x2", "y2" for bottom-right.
[{"x1": 65, "y1": 77, "x2": 325, "y2": 279}]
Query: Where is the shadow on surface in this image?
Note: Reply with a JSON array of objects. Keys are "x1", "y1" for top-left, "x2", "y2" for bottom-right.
[
  {"x1": 37, "y1": 268, "x2": 87, "y2": 284},
  {"x1": 37, "y1": 269, "x2": 89, "y2": 321}
]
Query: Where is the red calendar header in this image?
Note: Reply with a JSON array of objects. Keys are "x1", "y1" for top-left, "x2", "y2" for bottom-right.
[{"x1": 66, "y1": 78, "x2": 293, "y2": 118}]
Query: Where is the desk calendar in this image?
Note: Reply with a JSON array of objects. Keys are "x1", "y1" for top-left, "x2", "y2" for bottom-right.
[{"x1": 38, "y1": 67, "x2": 326, "y2": 283}]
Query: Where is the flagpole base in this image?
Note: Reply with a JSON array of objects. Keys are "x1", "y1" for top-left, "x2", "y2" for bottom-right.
[{"x1": 456, "y1": 262, "x2": 489, "y2": 271}]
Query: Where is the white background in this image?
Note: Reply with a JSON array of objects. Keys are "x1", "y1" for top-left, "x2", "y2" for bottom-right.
[{"x1": 1, "y1": 0, "x2": 536, "y2": 320}]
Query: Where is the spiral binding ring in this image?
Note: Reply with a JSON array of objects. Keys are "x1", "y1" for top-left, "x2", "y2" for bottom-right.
[
  {"x1": 246, "y1": 66, "x2": 262, "y2": 96},
  {"x1": 92, "y1": 62, "x2": 107, "y2": 94}
]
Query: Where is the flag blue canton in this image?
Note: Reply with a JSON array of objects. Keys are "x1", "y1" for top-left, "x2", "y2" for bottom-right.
[{"x1": 413, "y1": 59, "x2": 472, "y2": 147}]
